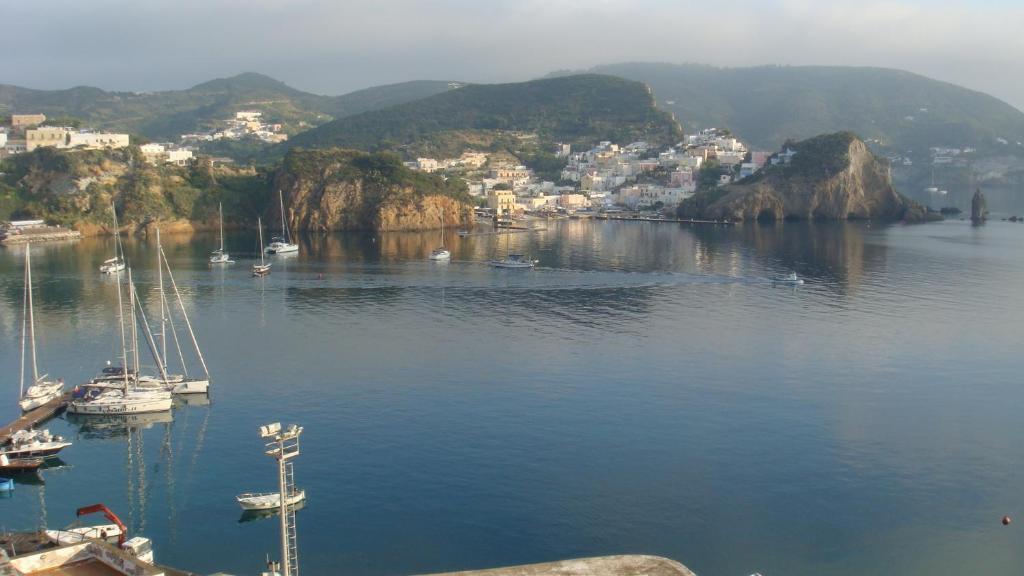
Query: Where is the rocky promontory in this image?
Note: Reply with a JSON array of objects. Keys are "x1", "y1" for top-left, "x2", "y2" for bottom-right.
[
  {"x1": 678, "y1": 132, "x2": 938, "y2": 223},
  {"x1": 270, "y1": 148, "x2": 474, "y2": 232}
]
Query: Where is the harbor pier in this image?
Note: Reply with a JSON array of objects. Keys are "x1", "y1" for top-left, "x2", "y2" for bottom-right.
[{"x1": 0, "y1": 393, "x2": 69, "y2": 444}]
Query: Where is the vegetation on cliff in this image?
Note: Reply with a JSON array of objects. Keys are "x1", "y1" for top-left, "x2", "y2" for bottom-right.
[
  {"x1": 0, "y1": 146, "x2": 271, "y2": 226},
  {"x1": 0, "y1": 146, "x2": 471, "y2": 232},
  {"x1": 283, "y1": 75, "x2": 682, "y2": 158},
  {"x1": 273, "y1": 148, "x2": 473, "y2": 231},
  {"x1": 678, "y1": 132, "x2": 939, "y2": 222}
]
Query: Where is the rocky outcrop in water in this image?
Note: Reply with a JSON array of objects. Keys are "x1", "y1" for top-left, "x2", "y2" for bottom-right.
[
  {"x1": 678, "y1": 132, "x2": 938, "y2": 223},
  {"x1": 971, "y1": 188, "x2": 988, "y2": 223},
  {"x1": 270, "y1": 148, "x2": 474, "y2": 232}
]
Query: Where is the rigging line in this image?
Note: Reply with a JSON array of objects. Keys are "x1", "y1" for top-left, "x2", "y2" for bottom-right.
[{"x1": 160, "y1": 245, "x2": 210, "y2": 379}]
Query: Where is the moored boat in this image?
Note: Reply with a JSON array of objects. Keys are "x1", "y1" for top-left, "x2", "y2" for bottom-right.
[
  {"x1": 1, "y1": 429, "x2": 71, "y2": 460},
  {"x1": 429, "y1": 207, "x2": 452, "y2": 261},
  {"x1": 490, "y1": 254, "x2": 537, "y2": 269},
  {"x1": 253, "y1": 217, "x2": 272, "y2": 276},
  {"x1": 265, "y1": 190, "x2": 299, "y2": 254},
  {"x1": 17, "y1": 248, "x2": 65, "y2": 412},
  {"x1": 210, "y1": 203, "x2": 234, "y2": 264},
  {"x1": 236, "y1": 489, "x2": 306, "y2": 511},
  {"x1": 0, "y1": 454, "x2": 45, "y2": 473},
  {"x1": 773, "y1": 271, "x2": 805, "y2": 285}
]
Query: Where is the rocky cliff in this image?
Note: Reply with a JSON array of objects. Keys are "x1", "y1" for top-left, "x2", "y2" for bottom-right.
[
  {"x1": 678, "y1": 132, "x2": 937, "y2": 222},
  {"x1": 271, "y1": 148, "x2": 474, "y2": 232}
]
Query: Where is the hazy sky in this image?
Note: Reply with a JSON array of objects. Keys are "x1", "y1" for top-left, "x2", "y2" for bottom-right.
[{"x1": 5, "y1": 0, "x2": 1023, "y2": 110}]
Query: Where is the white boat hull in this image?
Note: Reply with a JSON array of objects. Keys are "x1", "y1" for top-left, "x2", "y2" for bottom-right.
[
  {"x1": 170, "y1": 378, "x2": 209, "y2": 394},
  {"x1": 209, "y1": 253, "x2": 233, "y2": 264},
  {"x1": 265, "y1": 243, "x2": 298, "y2": 254},
  {"x1": 429, "y1": 249, "x2": 451, "y2": 261},
  {"x1": 67, "y1": 390, "x2": 173, "y2": 415},
  {"x1": 19, "y1": 381, "x2": 64, "y2": 411},
  {"x1": 236, "y1": 489, "x2": 306, "y2": 511},
  {"x1": 45, "y1": 524, "x2": 122, "y2": 546}
]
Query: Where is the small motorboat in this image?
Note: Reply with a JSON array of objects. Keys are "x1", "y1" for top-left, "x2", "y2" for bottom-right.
[
  {"x1": 99, "y1": 257, "x2": 126, "y2": 274},
  {"x1": 0, "y1": 477, "x2": 13, "y2": 491},
  {"x1": 236, "y1": 489, "x2": 306, "y2": 511},
  {"x1": 1, "y1": 429, "x2": 72, "y2": 459},
  {"x1": 490, "y1": 254, "x2": 537, "y2": 269},
  {"x1": 773, "y1": 272, "x2": 805, "y2": 285},
  {"x1": 429, "y1": 247, "x2": 451, "y2": 261},
  {"x1": 0, "y1": 454, "x2": 45, "y2": 473}
]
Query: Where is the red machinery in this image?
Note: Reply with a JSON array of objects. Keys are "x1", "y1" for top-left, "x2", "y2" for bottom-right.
[{"x1": 75, "y1": 503, "x2": 127, "y2": 546}]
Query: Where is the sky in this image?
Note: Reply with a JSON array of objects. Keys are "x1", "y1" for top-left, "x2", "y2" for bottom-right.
[{"x1": 4, "y1": 0, "x2": 1024, "y2": 110}]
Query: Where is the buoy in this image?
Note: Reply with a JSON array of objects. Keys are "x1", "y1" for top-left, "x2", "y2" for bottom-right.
[{"x1": 1002, "y1": 515, "x2": 1012, "y2": 526}]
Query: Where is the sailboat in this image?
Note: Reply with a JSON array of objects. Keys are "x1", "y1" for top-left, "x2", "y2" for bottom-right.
[
  {"x1": 68, "y1": 268, "x2": 172, "y2": 415},
  {"x1": 265, "y1": 190, "x2": 298, "y2": 254},
  {"x1": 100, "y1": 204, "x2": 126, "y2": 274},
  {"x1": 154, "y1": 229, "x2": 211, "y2": 394},
  {"x1": 253, "y1": 218, "x2": 272, "y2": 277},
  {"x1": 429, "y1": 208, "x2": 452, "y2": 261},
  {"x1": 210, "y1": 203, "x2": 233, "y2": 264},
  {"x1": 18, "y1": 248, "x2": 65, "y2": 411},
  {"x1": 489, "y1": 229, "x2": 537, "y2": 269}
]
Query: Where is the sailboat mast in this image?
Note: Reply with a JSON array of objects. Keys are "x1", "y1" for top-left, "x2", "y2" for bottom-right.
[
  {"x1": 219, "y1": 203, "x2": 225, "y2": 252},
  {"x1": 160, "y1": 245, "x2": 210, "y2": 380},
  {"x1": 441, "y1": 208, "x2": 445, "y2": 248},
  {"x1": 112, "y1": 205, "x2": 130, "y2": 391},
  {"x1": 157, "y1": 228, "x2": 167, "y2": 366},
  {"x1": 26, "y1": 248, "x2": 38, "y2": 383},
  {"x1": 128, "y1": 268, "x2": 141, "y2": 383},
  {"x1": 259, "y1": 218, "x2": 266, "y2": 266},
  {"x1": 133, "y1": 280, "x2": 170, "y2": 385},
  {"x1": 19, "y1": 252, "x2": 28, "y2": 399},
  {"x1": 279, "y1": 190, "x2": 288, "y2": 243}
]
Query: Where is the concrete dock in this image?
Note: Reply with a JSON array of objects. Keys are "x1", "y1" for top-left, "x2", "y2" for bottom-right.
[
  {"x1": 0, "y1": 393, "x2": 69, "y2": 444},
  {"x1": 0, "y1": 228, "x2": 81, "y2": 245},
  {"x1": 420, "y1": 555, "x2": 697, "y2": 576}
]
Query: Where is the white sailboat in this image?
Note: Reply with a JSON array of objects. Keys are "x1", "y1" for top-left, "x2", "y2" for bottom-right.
[
  {"x1": 210, "y1": 203, "x2": 234, "y2": 264},
  {"x1": 155, "y1": 228, "x2": 211, "y2": 394},
  {"x1": 265, "y1": 190, "x2": 298, "y2": 254},
  {"x1": 253, "y1": 218, "x2": 272, "y2": 276},
  {"x1": 429, "y1": 207, "x2": 451, "y2": 261},
  {"x1": 18, "y1": 248, "x2": 65, "y2": 412},
  {"x1": 489, "y1": 229, "x2": 537, "y2": 269},
  {"x1": 68, "y1": 268, "x2": 172, "y2": 415},
  {"x1": 100, "y1": 204, "x2": 126, "y2": 274}
]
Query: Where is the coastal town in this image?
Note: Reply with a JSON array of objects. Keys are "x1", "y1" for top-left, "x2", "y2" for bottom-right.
[
  {"x1": 2, "y1": 108, "x2": 778, "y2": 224},
  {"x1": 0, "y1": 109, "x2": 289, "y2": 166},
  {"x1": 403, "y1": 128, "x2": 773, "y2": 219}
]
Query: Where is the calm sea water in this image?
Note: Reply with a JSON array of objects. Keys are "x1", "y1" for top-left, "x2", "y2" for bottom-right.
[{"x1": 1, "y1": 219, "x2": 1023, "y2": 576}]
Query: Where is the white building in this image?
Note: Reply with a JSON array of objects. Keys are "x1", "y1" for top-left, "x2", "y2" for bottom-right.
[
  {"x1": 235, "y1": 111, "x2": 263, "y2": 121},
  {"x1": 0, "y1": 131, "x2": 7, "y2": 148}
]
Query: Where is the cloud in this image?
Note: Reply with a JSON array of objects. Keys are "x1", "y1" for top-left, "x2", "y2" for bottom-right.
[{"x1": 1, "y1": 0, "x2": 1022, "y2": 109}]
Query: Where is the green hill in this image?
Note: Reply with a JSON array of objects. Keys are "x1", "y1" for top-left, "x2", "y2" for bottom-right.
[
  {"x1": 570, "y1": 63, "x2": 1024, "y2": 155},
  {"x1": 0, "y1": 74, "x2": 459, "y2": 141},
  {"x1": 284, "y1": 74, "x2": 683, "y2": 158},
  {"x1": 323, "y1": 80, "x2": 461, "y2": 118}
]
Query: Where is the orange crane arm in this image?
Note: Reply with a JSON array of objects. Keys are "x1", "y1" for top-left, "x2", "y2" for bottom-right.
[{"x1": 76, "y1": 503, "x2": 127, "y2": 546}]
